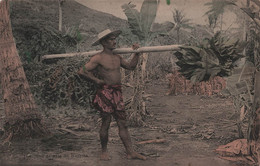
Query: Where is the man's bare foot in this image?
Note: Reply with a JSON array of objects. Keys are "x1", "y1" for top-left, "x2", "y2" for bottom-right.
[
  {"x1": 100, "y1": 152, "x2": 111, "y2": 160},
  {"x1": 127, "y1": 152, "x2": 147, "y2": 160}
]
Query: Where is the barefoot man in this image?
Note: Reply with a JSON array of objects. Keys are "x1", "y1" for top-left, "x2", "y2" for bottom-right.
[{"x1": 78, "y1": 29, "x2": 146, "y2": 160}]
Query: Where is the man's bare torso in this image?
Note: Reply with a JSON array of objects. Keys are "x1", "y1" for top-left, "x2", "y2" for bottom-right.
[{"x1": 96, "y1": 52, "x2": 121, "y2": 85}]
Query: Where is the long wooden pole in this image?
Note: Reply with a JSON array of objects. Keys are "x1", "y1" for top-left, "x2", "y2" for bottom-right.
[{"x1": 41, "y1": 44, "x2": 181, "y2": 60}]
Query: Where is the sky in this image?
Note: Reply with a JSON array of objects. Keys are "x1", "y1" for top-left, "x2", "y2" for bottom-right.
[{"x1": 74, "y1": 0, "x2": 238, "y2": 28}]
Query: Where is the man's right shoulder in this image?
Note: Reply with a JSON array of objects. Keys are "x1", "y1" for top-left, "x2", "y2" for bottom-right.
[{"x1": 90, "y1": 53, "x2": 102, "y2": 62}]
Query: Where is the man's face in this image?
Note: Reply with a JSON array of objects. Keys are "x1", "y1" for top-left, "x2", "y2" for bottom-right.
[{"x1": 102, "y1": 35, "x2": 117, "y2": 50}]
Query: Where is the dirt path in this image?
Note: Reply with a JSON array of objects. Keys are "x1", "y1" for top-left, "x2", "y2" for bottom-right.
[{"x1": 0, "y1": 80, "x2": 247, "y2": 166}]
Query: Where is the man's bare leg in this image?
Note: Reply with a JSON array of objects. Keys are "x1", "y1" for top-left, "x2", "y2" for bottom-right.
[
  {"x1": 117, "y1": 119, "x2": 147, "y2": 160},
  {"x1": 100, "y1": 113, "x2": 112, "y2": 160}
]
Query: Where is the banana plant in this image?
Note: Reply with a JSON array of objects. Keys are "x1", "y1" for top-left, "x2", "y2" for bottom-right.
[
  {"x1": 121, "y1": 0, "x2": 158, "y2": 46},
  {"x1": 121, "y1": 0, "x2": 159, "y2": 125},
  {"x1": 121, "y1": 0, "x2": 159, "y2": 82}
]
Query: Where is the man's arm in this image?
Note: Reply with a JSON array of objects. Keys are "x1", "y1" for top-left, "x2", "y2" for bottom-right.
[
  {"x1": 120, "y1": 44, "x2": 141, "y2": 70},
  {"x1": 78, "y1": 55, "x2": 105, "y2": 85}
]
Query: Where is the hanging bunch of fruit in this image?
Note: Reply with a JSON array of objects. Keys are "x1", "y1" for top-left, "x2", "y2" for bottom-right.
[{"x1": 174, "y1": 32, "x2": 245, "y2": 83}]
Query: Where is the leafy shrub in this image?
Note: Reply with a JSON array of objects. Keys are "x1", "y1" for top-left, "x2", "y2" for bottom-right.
[
  {"x1": 24, "y1": 57, "x2": 96, "y2": 109},
  {"x1": 13, "y1": 24, "x2": 77, "y2": 63}
]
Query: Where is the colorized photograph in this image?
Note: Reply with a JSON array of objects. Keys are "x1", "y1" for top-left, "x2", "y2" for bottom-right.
[{"x1": 0, "y1": 0, "x2": 260, "y2": 165}]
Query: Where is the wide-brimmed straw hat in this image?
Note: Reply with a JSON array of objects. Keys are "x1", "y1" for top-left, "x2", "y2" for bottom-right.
[{"x1": 92, "y1": 29, "x2": 122, "y2": 46}]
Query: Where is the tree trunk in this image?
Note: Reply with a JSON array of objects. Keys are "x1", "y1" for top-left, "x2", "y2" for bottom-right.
[
  {"x1": 58, "y1": 0, "x2": 64, "y2": 32},
  {"x1": 0, "y1": 0, "x2": 47, "y2": 141},
  {"x1": 177, "y1": 29, "x2": 180, "y2": 44},
  {"x1": 141, "y1": 53, "x2": 149, "y2": 83},
  {"x1": 248, "y1": 71, "x2": 260, "y2": 162},
  {"x1": 248, "y1": 0, "x2": 260, "y2": 161}
]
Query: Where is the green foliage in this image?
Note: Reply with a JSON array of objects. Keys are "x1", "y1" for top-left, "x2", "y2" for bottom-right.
[
  {"x1": 226, "y1": 62, "x2": 254, "y2": 109},
  {"x1": 205, "y1": 0, "x2": 235, "y2": 17},
  {"x1": 170, "y1": 9, "x2": 192, "y2": 43},
  {"x1": 172, "y1": 9, "x2": 191, "y2": 30},
  {"x1": 204, "y1": 0, "x2": 236, "y2": 29},
  {"x1": 166, "y1": 0, "x2": 170, "y2": 5},
  {"x1": 24, "y1": 57, "x2": 96, "y2": 109},
  {"x1": 122, "y1": 0, "x2": 158, "y2": 45},
  {"x1": 140, "y1": 0, "x2": 158, "y2": 40},
  {"x1": 82, "y1": 65, "x2": 86, "y2": 72},
  {"x1": 41, "y1": 57, "x2": 95, "y2": 108},
  {"x1": 64, "y1": 24, "x2": 86, "y2": 43},
  {"x1": 222, "y1": 61, "x2": 255, "y2": 138},
  {"x1": 242, "y1": 9, "x2": 260, "y2": 67},
  {"x1": 175, "y1": 32, "x2": 244, "y2": 83},
  {"x1": 121, "y1": 0, "x2": 159, "y2": 126},
  {"x1": 25, "y1": 51, "x2": 32, "y2": 64},
  {"x1": 64, "y1": 24, "x2": 88, "y2": 52},
  {"x1": 122, "y1": 3, "x2": 144, "y2": 40},
  {"x1": 117, "y1": 25, "x2": 140, "y2": 46},
  {"x1": 13, "y1": 24, "x2": 77, "y2": 62},
  {"x1": 240, "y1": 6, "x2": 260, "y2": 23}
]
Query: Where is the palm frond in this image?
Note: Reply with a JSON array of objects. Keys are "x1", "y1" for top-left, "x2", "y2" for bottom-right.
[{"x1": 140, "y1": 0, "x2": 158, "y2": 41}]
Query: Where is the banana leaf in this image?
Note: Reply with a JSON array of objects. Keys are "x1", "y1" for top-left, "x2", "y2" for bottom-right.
[
  {"x1": 122, "y1": 3, "x2": 145, "y2": 40},
  {"x1": 140, "y1": 0, "x2": 158, "y2": 41},
  {"x1": 122, "y1": 0, "x2": 158, "y2": 44}
]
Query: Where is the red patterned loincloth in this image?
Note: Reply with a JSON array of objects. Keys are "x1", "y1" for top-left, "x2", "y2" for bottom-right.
[{"x1": 93, "y1": 84, "x2": 125, "y2": 113}]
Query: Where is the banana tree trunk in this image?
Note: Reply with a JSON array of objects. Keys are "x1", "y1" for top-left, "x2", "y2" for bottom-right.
[
  {"x1": 0, "y1": 0, "x2": 46, "y2": 140},
  {"x1": 177, "y1": 29, "x2": 180, "y2": 44},
  {"x1": 248, "y1": 71, "x2": 260, "y2": 162},
  {"x1": 141, "y1": 53, "x2": 149, "y2": 83},
  {"x1": 127, "y1": 57, "x2": 147, "y2": 126}
]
